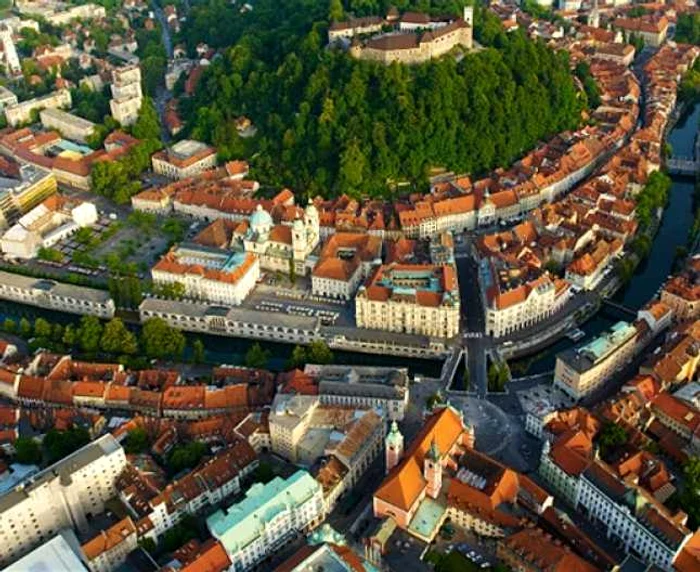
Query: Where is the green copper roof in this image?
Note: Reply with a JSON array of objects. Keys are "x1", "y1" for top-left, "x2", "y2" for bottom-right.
[
  {"x1": 427, "y1": 437, "x2": 440, "y2": 462},
  {"x1": 207, "y1": 470, "x2": 321, "y2": 553},
  {"x1": 386, "y1": 421, "x2": 403, "y2": 447}
]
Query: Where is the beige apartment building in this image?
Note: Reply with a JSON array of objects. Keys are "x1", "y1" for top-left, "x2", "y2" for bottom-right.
[
  {"x1": 355, "y1": 263, "x2": 460, "y2": 339},
  {"x1": 40, "y1": 108, "x2": 96, "y2": 144},
  {"x1": 553, "y1": 321, "x2": 640, "y2": 401},
  {"x1": 0, "y1": 435, "x2": 126, "y2": 566},
  {"x1": 4, "y1": 89, "x2": 72, "y2": 127}
]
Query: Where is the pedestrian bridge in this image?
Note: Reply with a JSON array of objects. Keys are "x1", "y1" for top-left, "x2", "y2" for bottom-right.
[
  {"x1": 601, "y1": 299, "x2": 637, "y2": 320},
  {"x1": 666, "y1": 156, "x2": 699, "y2": 176}
]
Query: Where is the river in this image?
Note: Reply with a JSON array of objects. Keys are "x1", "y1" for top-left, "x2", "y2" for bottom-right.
[
  {"x1": 508, "y1": 102, "x2": 700, "y2": 376},
  {"x1": 0, "y1": 301, "x2": 443, "y2": 378}
]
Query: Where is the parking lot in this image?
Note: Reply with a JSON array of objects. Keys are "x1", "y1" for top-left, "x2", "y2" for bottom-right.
[
  {"x1": 252, "y1": 299, "x2": 341, "y2": 325},
  {"x1": 244, "y1": 288, "x2": 356, "y2": 327}
]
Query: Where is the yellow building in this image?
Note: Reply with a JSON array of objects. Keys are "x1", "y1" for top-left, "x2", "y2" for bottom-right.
[{"x1": 355, "y1": 263, "x2": 460, "y2": 339}]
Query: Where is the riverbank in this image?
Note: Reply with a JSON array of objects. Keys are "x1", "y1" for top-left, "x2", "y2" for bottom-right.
[
  {"x1": 507, "y1": 103, "x2": 700, "y2": 376},
  {"x1": 0, "y1": 300, "x2": 444, "y2": 378}
]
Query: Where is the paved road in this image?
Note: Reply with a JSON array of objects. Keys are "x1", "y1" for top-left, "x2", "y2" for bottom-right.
[{"x1": 150, "y1": 0, "x2": 174, "y2": 142}]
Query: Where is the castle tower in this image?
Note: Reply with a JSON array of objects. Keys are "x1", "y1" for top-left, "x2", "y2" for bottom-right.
[
  {"x1": 424, "y1": 437, "x2": 442, "y2": 499},
  {"x1": 463, "y1": 6, "x2": 474, "y2": 27},
  {"x1": 385, "y1": 420, "x2": 404, "y2": 474}
]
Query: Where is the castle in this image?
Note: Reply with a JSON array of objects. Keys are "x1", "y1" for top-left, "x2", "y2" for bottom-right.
[{"x1": 329, "y1": 8, "x2": 473, "y2": 65}]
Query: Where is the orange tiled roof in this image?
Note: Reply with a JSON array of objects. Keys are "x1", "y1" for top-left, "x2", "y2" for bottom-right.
[{"x1": 375, "y1": 406, "x2": 465, "y2": 511}]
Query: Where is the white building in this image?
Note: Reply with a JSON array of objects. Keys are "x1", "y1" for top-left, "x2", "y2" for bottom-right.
[
  {"x1": 1, "y1": 198, "x2": 98, "y2": 259},
  {"x1": 109, "y1": 66, "x2": 142, "y2": 126},
  {"x1": 151, "y1": 245, "x2": 259, "y2": 306},
  {"x1": 304, "y1": 364, "x2": 409, "y2": 421},
  {"x1": 0, "y1": 86, "x2": 17, "y2": 111},
  {"x1": 40, "y1": 108, "x2": 96, "y2": 144},
  {"x1": 0, "y1": 25, "x2": 20, "y2": 76},
  {"x1": 151, "y1": 140, "x2": 217, "y2": 180},
  {"x1": 81, "y1": 517, "x2": 137, "y2": 572},
  {"x1": 0, "y1": 270, "x2": 115, "y2": 318},
  {"x1": 0, "y1": 435, "x2": 126, "y2": 566},
  {"x1": 480, "y1": 258, "x2": 571, "y2": 339},
  {"x1": 553, "y1": 321, "x2": 640, "y2": 401},
  {"x1": 5, "y1": 89, "x2": 72, "y2": 127},
  {"x1": 207, "y1": 471, "x2": 324, "y2": 572},
  {"x1": 539, "y1": 440, "x2": 692, "y2": 570},
  {"x1": 6, "y1": 530, "x2": 88, "y2": 572}
]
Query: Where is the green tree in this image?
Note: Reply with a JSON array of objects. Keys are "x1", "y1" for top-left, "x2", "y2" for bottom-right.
[
  {"x1": 100, "y1": 318, "x2": 138, "y2": 355},
  {"x1": 181, "y1": 4, "x2": 582, "y2": 197},
  {"x1": 166, "y1": 441, "x2": 207, "y2": 474},
  {"x1": 14, "y1": 436, "x2": 42, "y2": 465},
  {"x1": 52, "y1": 323, "x2": 64, "y2": 343},
  {"x1": 141, "y1": 318, "x2": 186, "y2": 360},
  {"x1": 19, "y1": 317, "x2": 32, "y2": 339},
  {"x1": 426, "y1": 392, "x2": 444, "y2": 409},
  {"x1": 676, "y1": 13, "x2": 700, "y2": 44},
  {"x1": 286, "y1": 345, "x2": 307, "y2": 369},
  {"x1": 33, "y1": 318, "x2": 52, "y2": 340},
  {"x1": 62, "y1": 324, "x2": 77, "y2": 348},
  {"x1": 674, "y1": 456, "x2": 700, "y2": 529},
  {"x1": 43, "y1": 427, "x2": 91, "y2": 464},
  {"x1": 160, "y1": 514, "x2": 199, "y2": 553},
  {"x1": 2, "y1": 318, "x2": 16, "y2": 334},
  {"x1": 597, "y1": 422, "x2": 628, "y2": 455},
  {"x1": 253, "y1": 461, "x2": 276, "y2": 484},
  {"x1": 338, "y1": 139, "x2": 367, "y2": 194},
  {"x1": 328, "y1": 0, "x2": 344, "y2": 21},
  {"x1": 132, "y1": 97, "x2": 162, "y2": 141},
  {"x1": 306, "y1": 340, "x2": 333, "y2": 364},
  {"x1": 191, "y1": 338, "x2": 205, "y2": 364},
  {"x1": 245, "y1": 343, "x2": 271, "y2": 369},
  {"x1": 77, "y1": 315, "x2": 103, "y2": 353},
  {"x1": 124, "y1": 427, "x2": 149, "y2": 454}
]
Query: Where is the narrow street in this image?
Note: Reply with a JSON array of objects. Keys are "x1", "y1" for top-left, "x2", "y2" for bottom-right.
[{"x1": 150, "y1": 0, "x2": 175, "y2": 142}]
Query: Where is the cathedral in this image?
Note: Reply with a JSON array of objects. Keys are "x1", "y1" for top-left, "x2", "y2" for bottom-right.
[{"x1": 238, "y1": 202, "x2": 320, "y2": 275}]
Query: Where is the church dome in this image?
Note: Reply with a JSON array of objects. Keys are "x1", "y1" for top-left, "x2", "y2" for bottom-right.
[{"x1": 250, "y1": 204, "x2": 272, "y2": 234}]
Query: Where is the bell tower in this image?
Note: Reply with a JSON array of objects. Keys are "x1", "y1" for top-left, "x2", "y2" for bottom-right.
[
  {"x1": 385, "y1": 420, "x2": 404, "y2": 474},
  {"x1": 424, "y1": 438, "x2": 442, "y2": 499},
  {"x1": 463, "y1": 422, "x2": 475, "y2": 450}
]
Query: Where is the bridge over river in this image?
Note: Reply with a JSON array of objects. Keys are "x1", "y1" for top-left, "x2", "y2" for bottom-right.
[{"x1": 666, "y1": 132, "x2": 700, "y2": 176}]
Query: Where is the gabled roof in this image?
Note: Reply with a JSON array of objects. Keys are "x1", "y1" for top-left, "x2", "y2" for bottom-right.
[{"x1": 374, "y1": 406, "x2": 464, "y2": 511}]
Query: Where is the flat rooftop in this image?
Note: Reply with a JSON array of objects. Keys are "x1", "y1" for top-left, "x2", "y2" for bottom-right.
[{"x1": 557, "y1": 321, "x2": 637, "y2": 373}]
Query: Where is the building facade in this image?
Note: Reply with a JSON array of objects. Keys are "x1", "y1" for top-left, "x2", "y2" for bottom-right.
[
  {"x1": 553, "y1": 321, "x2": 641, "y2": 401},
  {"x1": 0, "y1": 435, "x2": 126, "y2": 566},
  {"x1": 151, "y1": 140, "x2": 217, "y2": 180},
  {"x1": 207, "y1": 471, "x2": 324, "y2": 572},
  {"x1": 355, "y1": 264, "x2": 460, "y2": 339}
]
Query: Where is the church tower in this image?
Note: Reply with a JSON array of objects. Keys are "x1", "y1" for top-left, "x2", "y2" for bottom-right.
[
  {"x1": 463, "y1": 422, "x2": 475, "y2": 450},
  {"x1": 292, "y1": 218, "x2": 307, "y2": 270},
  {"x1": 424, "y1": 438, "x2": 442, "y2": 499},
  {"x1": 385, "y1": 420, "x2": 404, "y2": 474}
]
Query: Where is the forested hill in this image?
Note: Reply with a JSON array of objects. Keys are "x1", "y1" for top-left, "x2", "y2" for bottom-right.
[{"x1": 179, "y1": 0, "x2": 584, "y2": 198}]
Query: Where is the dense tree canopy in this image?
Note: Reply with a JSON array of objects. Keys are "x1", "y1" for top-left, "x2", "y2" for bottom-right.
[
  {"x1": 181, "y1": 0, "x2": 583, "y2": 197},
  {"x1": 675, "y1": 13, "x2": 700, "y2": 45}
]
